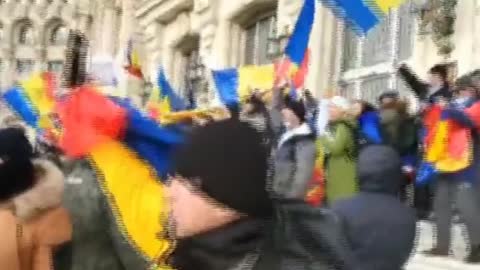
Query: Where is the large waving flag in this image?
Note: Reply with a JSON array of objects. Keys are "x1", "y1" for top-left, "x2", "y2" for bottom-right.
[
  {"x1": 275, "y1": 0, "x2": 315, "y2": 87},
  {"x1": 3, "y1": 72, "x2": 57, "y2": 130},
  {"x1": 57, "y1": 86, "x2": 182, "y2": 268},
  {"x1": 212, "y1": 65, "x2": 275, "y2": 106},
  {"x1": 320, "y1": 0, "x2": 406, "y2": 34},
  {"x1": 285, "y1": 0, "x2": 315, "y2": 66}
]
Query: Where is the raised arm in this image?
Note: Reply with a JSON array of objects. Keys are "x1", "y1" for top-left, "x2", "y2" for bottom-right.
[{"x1": 398, "y1": 64, "x2": 429, "y2": 99}]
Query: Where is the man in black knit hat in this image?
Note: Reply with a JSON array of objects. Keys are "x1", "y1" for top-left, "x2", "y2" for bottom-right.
[{"x1": 168, "y1": 119, "x2": 355, "y2": 270}]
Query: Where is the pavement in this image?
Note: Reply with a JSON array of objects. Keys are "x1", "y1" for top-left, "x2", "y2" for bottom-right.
[{"x1": 405, "y1": 221, "x2": 480, "y2": 270}]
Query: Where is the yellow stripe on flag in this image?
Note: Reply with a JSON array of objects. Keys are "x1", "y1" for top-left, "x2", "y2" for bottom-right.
[
  {"x1": 90, "y1": 139, "x2": 173, "y2": 268},
  {"x1": 371, "y1": 0, "x2": 405, "y2": 14},
  {"x1": 21, "y1": 73, "x2": 54, "y2": 117}
]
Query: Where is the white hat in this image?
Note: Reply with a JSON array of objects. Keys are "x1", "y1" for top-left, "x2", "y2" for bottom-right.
[{"x1": 329, "y1": 96, "x2": 350, "y2": 111}]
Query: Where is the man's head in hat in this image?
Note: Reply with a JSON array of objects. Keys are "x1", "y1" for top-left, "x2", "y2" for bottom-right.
[
  {"x1": 168, "y1": 119, "x2": 271, "y2": 238},
  {"x1": 282, "y1": 95, "x2": 306, "y2": 130}
]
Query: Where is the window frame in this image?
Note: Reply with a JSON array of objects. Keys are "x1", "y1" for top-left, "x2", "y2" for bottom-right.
[
  {"x1": 50, "y1": 25, "x2": 68, "y2": 46},
  {"x1": 242, "y1": 12, "x2": 278, "y2": 66},
  {"x1": 338, "y1": 1, "x2": 415, "y2": 101},
  {"x1": 17, "y1": 24, "x2": 35, "y2": 45},
  {"x1": 16, "y1": 59, "x2": 35, "y2": 77},
  {"x1": 183, "y1": 47, "x2": 206, "y2": 106}
]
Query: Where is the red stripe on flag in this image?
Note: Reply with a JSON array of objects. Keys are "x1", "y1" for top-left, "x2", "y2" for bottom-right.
[
  {"x1": 274, "y1": 58, "x2": 292, "y2": 87},
  {"x1": 292, "y1": 49, "x2": 310, "y2": 89}
]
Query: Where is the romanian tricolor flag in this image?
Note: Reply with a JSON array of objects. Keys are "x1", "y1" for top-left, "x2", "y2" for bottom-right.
[
  {"x1": 320, "y1": 0, "x2": 406, "y2": 34},
  {"x1": 57, "y1": 86, "x2": 183, "y2": 268},
  {"x1": 2, "y1": 72, "x2": 59, "y2": 138},
  {"x1": 212, "y1": 64, "x2": 276, "y2": 106},
  {"x1": 419, "y1": 102, "x2": 480, "y2": 183},
  {"x1": 275, "y1": 0, "x2": 315, "y2": 88},
  {"x1": 424, "y1": 105, "x2": 471, "y2": 173}
]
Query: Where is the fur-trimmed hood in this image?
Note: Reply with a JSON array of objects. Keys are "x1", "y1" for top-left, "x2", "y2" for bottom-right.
[{"x1": 13, "y1": 159, "x2": 64, "y2": 221}]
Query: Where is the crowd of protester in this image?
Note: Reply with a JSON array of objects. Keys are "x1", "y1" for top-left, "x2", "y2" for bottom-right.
[{"x1": 0, "y1": 63, "x2": 480, "y2": 270}]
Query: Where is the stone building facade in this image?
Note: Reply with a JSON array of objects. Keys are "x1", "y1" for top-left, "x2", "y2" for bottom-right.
[
  {"x1": 134, "y1": 0, "x2": 338, "y2": 106},
  {"x1": 0, "y1": 0, "x2": 95, "y2": 89},
  {"x1": 2, "y1": 0, "x2": 480, "y2": 106},
  {"x1": 134, "y1": 0, "x2": 480, "y2": 105}
]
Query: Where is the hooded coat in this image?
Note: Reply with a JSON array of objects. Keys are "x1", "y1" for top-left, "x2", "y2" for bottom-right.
[
  {"x1": 332, "y1": 146, "x2": 416, "y2": 270},
  {"x1": 319, "y1": 120, "x2": 358, "y2": 205},
  {"x1": 0, "y1": 159, "x2": 71, "y2": 270}
]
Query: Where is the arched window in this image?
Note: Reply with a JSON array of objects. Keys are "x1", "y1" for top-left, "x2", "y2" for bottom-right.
[
  {"x1": 243, "y1": 13, "x2": 278, "y2": 65},
  {"x1": 18, "y1": 24, "x2": 34, "y2": 45},
  {"x1": 50, "y1": 25, "x2": 68, "y2": 45}
]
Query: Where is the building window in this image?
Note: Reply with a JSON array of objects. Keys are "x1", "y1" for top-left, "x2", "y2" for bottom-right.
[
  {"x1": 244, "y1": 14, "x2": 278, "y2": 65},
  {"x1": 48, "y1": 61, "x2": 63, "y2": 73},
  {"x1": 50, "y1": 25, "x2": 68, "y2": 45},
  {"x1": 18, "y1": 24, "x2": 34, "y2": 45},
  {"x1": 184, "y1": 48, "x2": 205, "y2": 107},
  {"x1": 338, "y1": 1, "x2": 414, "y2": 101},
  {"x1": 16, "y1": 59, "x2": 34, "y2": 78}
]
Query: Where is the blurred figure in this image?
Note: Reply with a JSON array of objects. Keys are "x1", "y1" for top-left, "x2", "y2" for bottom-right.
[
  {"x1": 241, "y1": 93, "x2": 273, "y2": 148},
  {"x1": 271, "y1": 94, "x2": 316, "y2": 200},
  {"x1": 332, "y1": 145, "x2": 416, "y2": 270},
  {"x1": 378, "y1": 91, "x2": 419, "y2": 204},
  {"x1": 398, "y1": 63, "x2": 452, "y2": 105},
  {"x1": 423, "y1": 76, "x2": 480, "y2": 263},
  {"x1": 351, "y1": 100, "x2": 382, "y2": 148},
  {"x1": 0, "y1": 127, "x2": 71, "y2": 270},
  {"x1": 320, "y1": 96, "x2": 358, "y2": 205},
  {"x1": 168, "y1": 119, "x2": 355, "y2": 270}
]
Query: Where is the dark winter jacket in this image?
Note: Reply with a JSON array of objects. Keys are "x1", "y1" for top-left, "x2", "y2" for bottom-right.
[
  {"x1": 171, "y1": 201, "x2": 356, "y2": 270},
  {"x1": 398, "y1": 64, "x2": 452, "y2": 104},
  {"x1": 332, "y1": 146, "x2": 416, "y2": 270},
  {"x1": 56, "y1": 160, "x2": 149, "y2": 270}
]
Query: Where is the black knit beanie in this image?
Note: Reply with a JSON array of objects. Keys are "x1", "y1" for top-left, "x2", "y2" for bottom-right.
[
  {"x1": 0, "y1": 128, "x2": 35, "y2": 201},
  {"x1": 172, "y1": 119, "x2": 272, "y2": 218},
  {"x1": 284, "y1": 95, "x2": 306, "y2": 123},
  {"x1": 429, "y1": 64, "x2": 448, "y2": 81}
]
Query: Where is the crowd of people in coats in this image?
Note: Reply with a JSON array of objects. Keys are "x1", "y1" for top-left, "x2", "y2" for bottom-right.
[{"x1": 0, "y1": 62, "x2": 480, "y2": 270}]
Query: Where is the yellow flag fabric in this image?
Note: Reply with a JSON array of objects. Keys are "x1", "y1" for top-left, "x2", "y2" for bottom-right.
[
  {"x1": 21, "y1": 73, "x2": 55, "y2": 129},
  {"x1": 237, "y1": 65, "x2": 275, "y2": 101},
  {"x1": 425, "y1": 120, "x2": 471, "y2": 172},
  {"x1": 89, "y1": 139, "x2": 173, "y2": 269},
  {"x1": 371, "y1": 0, "x2": 405, "y2": 14}
]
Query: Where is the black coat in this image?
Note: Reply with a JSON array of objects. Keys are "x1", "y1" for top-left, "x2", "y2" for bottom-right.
[
  {"x1": 171, "y1": 201, "x2": 356, "y2": 270},
  {"x1": 332, "y1": 146, "x2": 416, "y2": 270}
]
